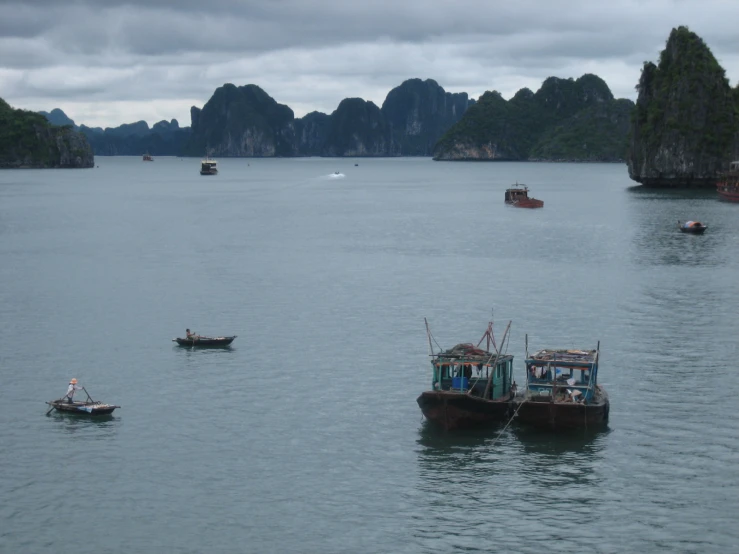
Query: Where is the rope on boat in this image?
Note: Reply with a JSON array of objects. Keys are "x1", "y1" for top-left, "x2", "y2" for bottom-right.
[{"x1": 489, "y1": 398, "x2": 526, "y2": 449}]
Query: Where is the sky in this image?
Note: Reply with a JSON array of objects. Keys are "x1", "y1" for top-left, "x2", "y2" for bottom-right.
[{"x1": 2, "y1": 0, "x2": 739, "y2": 129}]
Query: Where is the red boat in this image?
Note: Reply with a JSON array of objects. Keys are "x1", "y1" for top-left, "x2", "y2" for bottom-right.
[
  {"x1": 717, "y1": 161, "x2": 739, "y2": 202},
  {"x1": 505, "y1": 183, "x2": 544, "y2": 208}
]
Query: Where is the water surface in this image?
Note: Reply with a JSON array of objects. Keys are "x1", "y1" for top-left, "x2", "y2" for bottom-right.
[{"x1": 1, "y1": 157, "x2": 738, "y2": 553}]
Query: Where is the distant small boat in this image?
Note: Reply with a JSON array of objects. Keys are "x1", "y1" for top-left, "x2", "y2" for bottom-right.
[
  {"x1": 678, "y1": 220, "x2": 707, "y2": 234},
  {"x1": 505, "y1": 183, "x2": 543, "y2": 208},
  {"x1": 143, "y1": 153, "x2": 153, "y2": 161},
  {"x1": 46, "y1": 400, "x2": 120, "y2": 416},
  {"x1": 717, "y1": 161, "x2": 739, "y2": 202},
  {"x1": 200, "y1": 156, "x2": 218, "y2": 175},
  {"x1": 173, "y1": 335, "x2": 236, "y2": 347}
]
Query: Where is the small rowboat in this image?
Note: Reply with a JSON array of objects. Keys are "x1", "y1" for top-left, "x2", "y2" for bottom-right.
[
  {"x1": 173, "y1": 335, "x2": 237, "y2": 347},
  {"x1": 678, "y1": 220, "x2": 707, "y2": 234},
  {"x1": 46, "y1": 400, "x2": 120, "y2": 416}
]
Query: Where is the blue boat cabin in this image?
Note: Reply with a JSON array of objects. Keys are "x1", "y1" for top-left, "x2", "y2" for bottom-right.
[
  {"x1": 525, "y1": 348, "x2": 599, "y2": 403},
  {"x1": 431, "y1": 348, "x2": 515, "y2": 400}
]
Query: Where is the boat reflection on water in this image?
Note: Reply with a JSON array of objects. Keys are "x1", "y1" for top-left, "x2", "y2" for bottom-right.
[
  {"x1": 48, "y1": 411, "x2": 119, "y2": 437},
  {"x1": 415, "y1": 421, "x2": 518, "y2": 476},
  {"x1": 416, "y1": 420, "x2": 609, "y2": 484},
  {"x1": 413, "y1": 422, "x2": 610, "y2": 551}
]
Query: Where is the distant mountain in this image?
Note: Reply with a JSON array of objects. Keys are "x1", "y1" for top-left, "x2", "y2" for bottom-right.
[
  {"x1": 183, "y1": 78, "x2": 472, "y2": 157},
  {"x1": 433, "y1": 74, "x2": 634, "y2": 161},
  {"x1": 78, "y1": 119, "x2": 191, "y2": 156},
  {"x1": 628, "y1": 26, "x2": 739, "y2": 187},
  {"x1": 38, "y1": 108, "x2": 76, "y2": 127},
  {"x1": 37, "y1": 74, "x2": 637, "y2": 161},
  {"x1": 1, "y1": 99, "x2": 93, "y2": 168},
  {"x1": 39, "y1": 109, "x2": 191, "y2": 156},
  {"x1": 184, "y1": 83, "x2": 297, "y2": 157},
  {"x1": 381, "y1": 78, "x2": 473, "y2": 156}
]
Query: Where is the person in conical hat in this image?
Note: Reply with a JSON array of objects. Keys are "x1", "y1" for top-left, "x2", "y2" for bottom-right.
[{"x1": 65, "y1": 378, "x2": 82, "y2": 403}]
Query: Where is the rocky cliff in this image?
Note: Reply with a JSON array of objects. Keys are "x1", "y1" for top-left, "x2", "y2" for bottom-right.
[
  {"x1": 627, "y1": 26, "x2": 738, "y2": 187},
  {"x1": 183, "y1": 84, "x2": 297, "y2": 157},
  {"x1": 381, "y1": 78, "x2": 472, "y2": 155},
  {"x1": 184, "y1": 79, "x2": 471, "y2": 157},
  {"x1": 1, "y1": 99, "x2": 93, "y2": 168},
  {"x1": 433, "y1": 74, "x2": 633, "y2": 161},
  {"x1": 320, "y1": 98, "x2": 388, "y2": 156}
]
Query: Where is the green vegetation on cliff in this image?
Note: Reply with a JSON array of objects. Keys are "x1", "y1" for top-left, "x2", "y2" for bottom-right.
[
  {"x1": 530, "y1": 99, "x2": 634, "y2": 161},
  {"x1": 0, "y1": 98, "x2": 93, "y2": 168},
  {"x1": 434, "y1": 74, "x2": 632, "y2": 161},
  {"x1": 628, "y1": 26, "x2": 738, "y2": 186}
]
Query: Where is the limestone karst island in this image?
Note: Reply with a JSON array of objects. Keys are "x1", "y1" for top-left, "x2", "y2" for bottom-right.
[{"x1": 2, "y1": 26, "x2": 738, "y2": 188}]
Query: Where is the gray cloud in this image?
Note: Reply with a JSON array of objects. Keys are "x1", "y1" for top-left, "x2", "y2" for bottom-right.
[{"x1": 1, "y1": 0, "x2": 739, "y2": 127}]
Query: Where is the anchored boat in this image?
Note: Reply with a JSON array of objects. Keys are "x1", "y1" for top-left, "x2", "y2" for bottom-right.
[
  {"x1": 173, "y1": 335, "x2": 236, "y2": 347},
  {"x1": 514, "y1": 338, "x2": 609, "y2": 431},
  {"x1": 417, "y1": 320, "x2": 517, "y2": 430},
  {"x1": 717, "y1": 161, "x2": 739, "y2": 202},
  {"x1": 505, "y1": 183, "x2": 544, "y2": 208}
]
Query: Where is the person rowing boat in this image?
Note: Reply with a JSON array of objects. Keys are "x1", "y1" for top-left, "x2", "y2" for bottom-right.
[{"x1": 65, "y1": 378, "x2": 82, "y2": 403}]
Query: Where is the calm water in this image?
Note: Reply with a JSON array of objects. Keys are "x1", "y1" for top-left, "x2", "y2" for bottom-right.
[{"x1": 1, "y1": 157, "x2": 738, "y2": 553}]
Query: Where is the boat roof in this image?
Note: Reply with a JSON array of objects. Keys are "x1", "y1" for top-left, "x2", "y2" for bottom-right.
[
  {"x1": 433, "y1": 343, "x2": 513, "y2": 365},
  {"x1": 527, "y1": 348, "x2": 597, "y2": 366},
  {"x1": 506, "y1": 183, "x2": 528, "y2": 190}
]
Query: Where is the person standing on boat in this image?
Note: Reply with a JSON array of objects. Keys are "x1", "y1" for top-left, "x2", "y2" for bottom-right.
[
  {"x1": 65, "y1": 378, "x2": 82, "y2": 403},
  {"x1": 186, "y1": 329, "x2": 199, "y2": 341}
]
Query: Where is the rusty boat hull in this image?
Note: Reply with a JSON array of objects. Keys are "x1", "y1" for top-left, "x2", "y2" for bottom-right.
[
  {"x1": 417, "y1": 390, "x2": 513, "y2": 430},
  {"x1": 509, "y1": 198, "x2": 544, "y2": 209},
  {"x1": 514, "y1": 388, "x2": 609, "y2": 431}
]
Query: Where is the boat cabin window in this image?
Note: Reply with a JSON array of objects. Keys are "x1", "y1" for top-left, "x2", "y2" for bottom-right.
[{"x1": 529, "y1": 365, "x2": 549, "y2": 379}]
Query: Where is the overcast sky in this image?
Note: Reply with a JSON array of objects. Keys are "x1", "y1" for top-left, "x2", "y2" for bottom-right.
[{"x1": 2, "y1": 0, "x2": 739, "y2": 128}]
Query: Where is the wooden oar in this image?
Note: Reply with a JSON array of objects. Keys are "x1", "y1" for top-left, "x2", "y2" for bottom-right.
[
  {"x1": 46, "y1": 397, "x2": 63, "y2": 415},
  {"x1": 82, "y1": 387, "x2": 95, "y2": 404}
]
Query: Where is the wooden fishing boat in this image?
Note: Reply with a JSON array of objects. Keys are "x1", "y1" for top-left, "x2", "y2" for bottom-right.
[
  {"x1": 173, "y1": 335, "x2": 236, "y2": 347},
  {"x1": 505, "y1": 183, "x2": 544, "y2": 208},
  {"x1": 717, "y1": 161, "x2": 739, "y2": 202},
  {"x1": 417, "y1": 320, "x2": 517, "y2": 430},
  {"x1": 46, "y1": 400, "x2": 120, "y2": 415},
  {"x1": 678, "y1": 220, "x2": 707, "y2": 234},
  {"x1": 514, "y1": 339, "x2": 609, "y2": 431}
]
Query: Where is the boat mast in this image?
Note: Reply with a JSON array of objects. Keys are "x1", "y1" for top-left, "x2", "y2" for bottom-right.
[
  {"x1": 525, "y1": 334, "x2": 530, "y2": 394},
  {"x1": 483, "y1": 321, "x2": 511, "y2": 399},
  {"x1": 424, "y1": 318, "x2": 434, "y2": 356}
]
